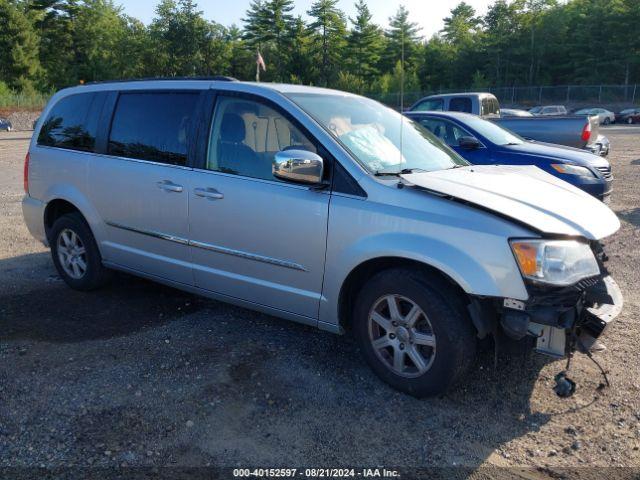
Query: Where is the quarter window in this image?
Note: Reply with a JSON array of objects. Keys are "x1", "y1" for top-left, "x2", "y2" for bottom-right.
[
  {"x1": 207, "y1": 96, "x2": 316, "y2": 182},
  {"x1": 108, "y1": 92, "x2": 199, "y2": 166},
  {"x1": 37, "y1": 93, "x2": 98, "y2": 152}
]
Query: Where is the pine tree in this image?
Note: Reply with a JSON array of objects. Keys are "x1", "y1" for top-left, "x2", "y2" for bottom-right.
[
  {"x1": 263, "y1": 0, "x2": 295, "y2": 81},
  {"x1": 382, "y1": 5, "x2": 421, "y2": 73},
  {"x1": 0, "y1": 0, "x2": 42, "y2": 92},
  {"x1": 242, "y1": 0, "x2": 270, "y2": 49},
  {"x1": 286, "y1": 16, "x2": 313, "y2": 84},
  {"x1": 441, "y1": 2, "x2": 482, "y2": 46},
  {"x1": 346, "y1": 0, "x2": 383, "y2": 82},
  {"x1": 307, "y1": 0, "x2": 347, "y2": 86}
]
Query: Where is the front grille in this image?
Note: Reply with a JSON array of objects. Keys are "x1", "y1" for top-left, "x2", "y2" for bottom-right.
[{"x1": 595, "y1": 165, "x2": 613, "y2": 180}]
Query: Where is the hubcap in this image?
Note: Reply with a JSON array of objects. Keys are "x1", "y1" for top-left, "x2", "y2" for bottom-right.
[
  {"x1": 56, "y1": 228, "x2": 87, "y2": 279},
  {"x1": 368, "y1": 294, "x2": 436, "y2": 378}
]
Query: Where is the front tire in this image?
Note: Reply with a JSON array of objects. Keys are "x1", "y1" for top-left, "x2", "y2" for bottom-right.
[
  {"x1": 628, "y1": 117, "x2": 634, "y2": 125},
  {"x1": 352, "y1": 268, "x2": 476, "y2": 397},
  {"x1": 50, "y1": 213, "x2": 110, "y2": 290},
  {"x1": 603, "y1": 118, "x2": 611, "y2": 125}
]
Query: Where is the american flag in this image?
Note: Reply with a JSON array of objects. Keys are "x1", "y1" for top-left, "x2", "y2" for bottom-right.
[{"x1": 256, "y1": 51, "x2": 266, "y2": 72}]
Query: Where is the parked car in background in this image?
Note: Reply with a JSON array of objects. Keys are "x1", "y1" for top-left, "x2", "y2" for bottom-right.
[
  {"x1": 529, "y1": 105, "x2": 568, "y2": 116},
  {"x1": 574, "y1": 107, "x2": 615, "y2": 125},
  {"x1": 0, "y1": 118, "x2": 13, "y2": 132},
  {"x1": 615, "y1": 108, "x2": 640, "y2": 124},
  {"x1": 410, "y1": 93, "x2": 607, "y2": 155},
  {"x1": 406, "y1": 111, "x2": 613, "y2": 202},
  {"x1": 22, "y1": 79, "x2": 623, "y2": 397},
  {"x1": 500, "y1": 108, "x2": 533, "y2": 117}
]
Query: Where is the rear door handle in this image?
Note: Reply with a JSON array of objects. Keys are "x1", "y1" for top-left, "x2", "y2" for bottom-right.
[
  {"x1": 194, "y1": 187, "x2": 224, "y2": 200},
  {"x1": 157, "y1": 180, "x2": 183, "y2": 193}
]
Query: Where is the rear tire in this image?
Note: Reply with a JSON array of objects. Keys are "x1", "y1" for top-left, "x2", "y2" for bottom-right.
[
  {"x1": 352, "y1": 268, "x2": 476, "y2": 397},
  {"x1": 50, "y1": 212, "x2": 111, "y2": 291},
  {"x1": 628, "y1": 117, "x2": 634, "y2": 125},
  {"x1": 603, "y1": 118, "x2": 611, "y2": 125}
]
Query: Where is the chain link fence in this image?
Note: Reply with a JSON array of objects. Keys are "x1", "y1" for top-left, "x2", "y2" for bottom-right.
[{"x1": 370, "y1": 84, "x2": 640, "y2": 110}]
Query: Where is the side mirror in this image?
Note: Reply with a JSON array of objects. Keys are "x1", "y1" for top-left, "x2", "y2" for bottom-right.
[
  {"x1": 273, "y1": 149, "x2": 324, "y2": 185},
  {"x1": 458, "y1": 136, "x2": 481, "y2": 150}
]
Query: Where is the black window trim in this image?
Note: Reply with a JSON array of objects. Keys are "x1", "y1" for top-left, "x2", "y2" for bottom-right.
[{"x1": 102, "y1": 88, "x2": 206, "y2": 168}]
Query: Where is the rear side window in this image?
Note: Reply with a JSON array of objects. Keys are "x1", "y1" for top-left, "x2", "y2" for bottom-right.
[
  {"x1": 37, "y1": 93, "x2": 97, "y2": 152},
  {"x1": 108, "y1": 92, "x2": 199, "y2": 166},
  {"x1": 412, "y1": 98, "x2": 443, "y2": 111},
  {"x1": 449, "y1": 97, "x2": 472, "y2": 113}
]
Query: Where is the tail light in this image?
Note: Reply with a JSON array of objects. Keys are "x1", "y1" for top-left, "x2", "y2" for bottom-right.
[
  {"x1": 23, "y1": 152, "x2": 30, "y2": 194},
  {"x1": 581, "y1": 122, "x2": 592, "y2": 142}
]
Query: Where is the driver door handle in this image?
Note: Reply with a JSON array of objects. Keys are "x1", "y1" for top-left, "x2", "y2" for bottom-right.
[
  {"x1": 156, "y1": 180, "x2": 183, "y2": 193},
  {"x1": 194, "y1": 187, "x2": 224, "y2": 200}
]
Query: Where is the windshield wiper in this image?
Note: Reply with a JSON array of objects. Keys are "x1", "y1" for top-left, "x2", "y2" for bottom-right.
[{"x1": 374, "y1": 168, "x2": 424, "y2": 176}]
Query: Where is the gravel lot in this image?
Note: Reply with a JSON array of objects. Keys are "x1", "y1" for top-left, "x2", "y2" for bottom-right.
[{"x1": 1, "y1": 128, "x2": 639, "y2": 475}]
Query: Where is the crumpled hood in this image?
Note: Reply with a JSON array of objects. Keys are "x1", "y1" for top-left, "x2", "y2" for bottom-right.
[{"x1": 402, "y1": 165, "x2": 620, "y2": 240}]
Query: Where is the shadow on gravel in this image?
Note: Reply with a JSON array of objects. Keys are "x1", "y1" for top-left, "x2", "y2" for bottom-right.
[
  {"x1": 630, "y1": 158, "x2": 640, "y2": 165},
  {"x1": 0, "y1": 253, "x2": 209, "y2": 343},
  {"x1": 1, "y1": 253, "x2": 556, "y2": 469},
  {"x1": 618, "y1": 207, "x2": 640, "y2": 227}
]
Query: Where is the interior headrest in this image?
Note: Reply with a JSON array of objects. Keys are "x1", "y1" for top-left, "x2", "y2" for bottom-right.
[{"x1": 220, "y1": 113, "x2": 246, "y2": 143}]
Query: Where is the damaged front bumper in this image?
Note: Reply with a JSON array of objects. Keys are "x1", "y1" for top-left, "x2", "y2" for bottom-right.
[{"x1": 499, "y1": 275, "x2": 623, "y2": 357}]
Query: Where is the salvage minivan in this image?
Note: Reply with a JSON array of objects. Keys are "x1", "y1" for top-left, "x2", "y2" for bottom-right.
[{"x1": 23, "y1": 79, "x2": 623, "y2": 397}]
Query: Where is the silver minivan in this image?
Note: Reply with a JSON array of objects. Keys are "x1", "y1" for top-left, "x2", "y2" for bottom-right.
[{"x1": 23, "y1": 79, "x2": 623, "y2": 397}]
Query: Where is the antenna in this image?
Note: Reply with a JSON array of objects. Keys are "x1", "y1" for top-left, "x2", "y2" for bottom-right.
[{"x1": 399, "y1": 24, "x2": 405, "y2": 171}]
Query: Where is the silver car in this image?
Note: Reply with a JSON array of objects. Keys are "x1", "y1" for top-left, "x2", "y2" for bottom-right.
[{"x1": 23, "y1": 79, "x2": 623, "y2": 397}]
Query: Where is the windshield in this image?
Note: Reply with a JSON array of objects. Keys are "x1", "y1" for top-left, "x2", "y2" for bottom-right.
[
  {"x1": 460, "y1": 115, "x2": 525, "y2": 145},
  {"x1": 285, "y1": 93, "x2": 468, "y2": 174}
]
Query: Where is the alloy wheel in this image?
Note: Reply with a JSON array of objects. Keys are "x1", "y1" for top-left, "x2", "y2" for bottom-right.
[
  {"x1": 368, "y1": 294, "x2": 436, "y2": 378},
  {"x1": 57, "y1": 228, "x2": 88, "y2": 279}
]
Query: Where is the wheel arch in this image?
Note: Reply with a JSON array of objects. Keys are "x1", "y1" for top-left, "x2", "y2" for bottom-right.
[
  {"x1": 44, "y1": 199, "x2": 82, "y2": 239},
  {"x1": 337, "y1": 256, "x2": 470, "y2": 333},
  {"x1": 42, "y1": 191, "x2": 105, "y2": 256}
]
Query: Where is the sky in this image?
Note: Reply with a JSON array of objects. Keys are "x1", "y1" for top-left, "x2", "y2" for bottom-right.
[{"x1": 119, "y1": 0, "x2": 494, "y2": 38}]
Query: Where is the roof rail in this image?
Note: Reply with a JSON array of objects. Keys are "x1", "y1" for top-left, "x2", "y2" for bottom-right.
[{"x1": 84, "y1": 76, "x2": 239, "y2": 85}]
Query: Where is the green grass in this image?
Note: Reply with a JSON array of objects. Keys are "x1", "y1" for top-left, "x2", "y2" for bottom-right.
[{"x1": 0, "y1": 91, "x2": 50, "y2": 110}]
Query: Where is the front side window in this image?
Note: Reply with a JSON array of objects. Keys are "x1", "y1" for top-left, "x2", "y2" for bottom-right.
[
  {"x1": 417, "y1": 118, "x2": 472, "y2": 147},
  {"x1": 412, "y1": 98, "x2": 444, "y2": 112},
  {"x1": 37, "y1": 93, "x2": 97, "y2": 152},
  {"x1": 207, "y1": 95, "x2": 317, "y2": 182},
  {"x1": 286, "y1": 92, "x2": 468, "y2": 174},
  {"x1": 449, "y1": 97, "x2": 472, "y2": 113},
  {"x1": 108, "y1": 92, "x2": 199, "y2": 166}
]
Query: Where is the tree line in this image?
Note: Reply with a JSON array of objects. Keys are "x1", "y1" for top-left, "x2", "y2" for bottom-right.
[{"x1": 1, "y1": 0, "x2": 639, "y2": 100}]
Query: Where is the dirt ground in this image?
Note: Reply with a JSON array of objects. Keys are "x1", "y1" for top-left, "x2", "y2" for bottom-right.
[{"x1": 1, "y1": 128, "x2": 639, "y2": 476}]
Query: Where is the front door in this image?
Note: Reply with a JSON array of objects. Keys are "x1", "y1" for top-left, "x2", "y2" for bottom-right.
[
  {"x1": 188, "y1": 93, "x2": 330, "y2": 319},
  {"x1": 89, "y1": 90, "x2": 201, "y2": 285}
]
